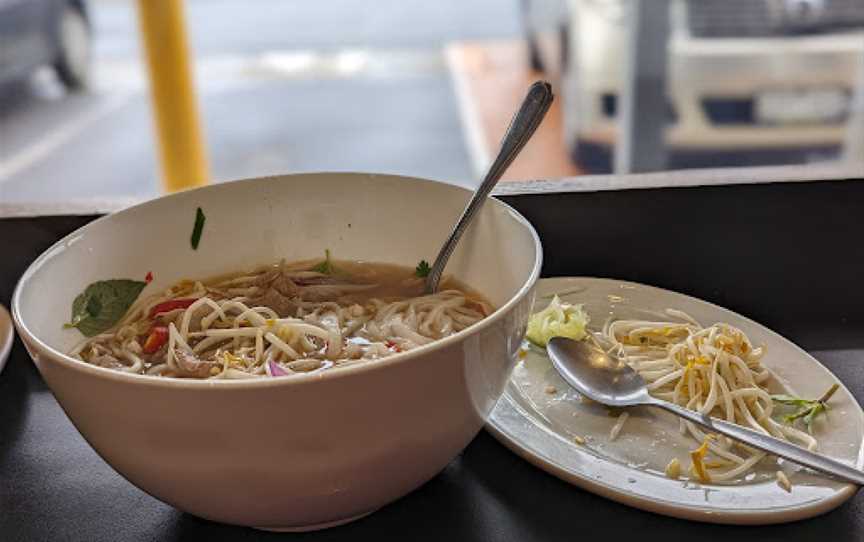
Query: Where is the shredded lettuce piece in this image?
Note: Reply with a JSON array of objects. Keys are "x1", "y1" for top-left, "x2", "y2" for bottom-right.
[{"x1": 525, "y1": 295, "x2": 589, "y2": 347}]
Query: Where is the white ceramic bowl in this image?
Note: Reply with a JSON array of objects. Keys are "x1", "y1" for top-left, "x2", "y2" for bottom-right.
[{"x1": 12, "y1": 173, "x2": 541, "y2": 531}]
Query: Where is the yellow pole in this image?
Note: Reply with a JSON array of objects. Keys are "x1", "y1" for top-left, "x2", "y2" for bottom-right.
[{"x1": 136, "y1": 0, "x2": 208, "y2": 192}]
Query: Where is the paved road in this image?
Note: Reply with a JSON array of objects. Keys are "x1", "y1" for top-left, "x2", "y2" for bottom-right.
[{"x1": 0, "y1": 0, "x2": 522, "y2": 203}]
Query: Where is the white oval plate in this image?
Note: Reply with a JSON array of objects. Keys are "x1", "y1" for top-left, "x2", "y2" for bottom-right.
[
  {"x1": 487, "y1": 277, "x2": 863, "y2": 525},
  {"x1": 0, "y1": 304, "x2": 13, "y2": 375}
]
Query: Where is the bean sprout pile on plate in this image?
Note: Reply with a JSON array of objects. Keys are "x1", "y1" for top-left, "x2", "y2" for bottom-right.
[{"x1": 527, "y1": 296, "x2": 836, "y2": 485}]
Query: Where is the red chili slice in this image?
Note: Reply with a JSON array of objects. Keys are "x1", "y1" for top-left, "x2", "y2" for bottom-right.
[
  {"x1": 142, "y1": 326, "x2": 168, "y2": 354},
  {"x1": 149, "y1": 298, "x2": 196, "y2": 318}
]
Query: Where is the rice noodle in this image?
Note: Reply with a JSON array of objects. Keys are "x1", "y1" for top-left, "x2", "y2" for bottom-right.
[
  {"x1": 593, "y1": 311, "x2": 819, "y2": 484},
  {"x1": 73, "y1": 259, "x2": 489, "y2": 379}
]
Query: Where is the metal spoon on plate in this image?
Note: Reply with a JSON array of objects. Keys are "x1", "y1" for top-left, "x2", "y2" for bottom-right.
[
  {"x1": 546, "y1": 336, "x2": 864, "y2": 485},
  {"x1": 424, "y1": 81, "x2": 553, "y2": 294}
]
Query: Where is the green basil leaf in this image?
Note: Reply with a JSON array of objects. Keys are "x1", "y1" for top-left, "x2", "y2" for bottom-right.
[
  {"x1": 86, "y1": 295, "x2": 102, "y2": 317},
  {"x1": 65, "y1": 279, "x2": 148, "y2": 337}
]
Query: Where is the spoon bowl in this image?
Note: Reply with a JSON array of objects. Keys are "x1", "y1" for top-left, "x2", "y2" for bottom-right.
[{"x1": 547, "y1": 337, "x2": 650, "y2": 407}]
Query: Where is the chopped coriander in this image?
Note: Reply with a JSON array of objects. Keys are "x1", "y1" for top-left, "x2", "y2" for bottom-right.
[
  {"x1": 415, "y1": 260, "x2": 431, "y2": 278},
  {"x1": 190, "y1": 207, "x2": 206, "y2": 250},
  {"x1": 312, "y1": 249, "x2": 334, "y2": 274}
]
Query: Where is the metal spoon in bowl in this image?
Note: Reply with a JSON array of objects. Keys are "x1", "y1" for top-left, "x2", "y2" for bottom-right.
[
  {"x1": 424, "y1": 81, "x2": 554, "y2": 294},
  {"x1": 547, "y1": 336, "x2": 864, "y2": 485}
]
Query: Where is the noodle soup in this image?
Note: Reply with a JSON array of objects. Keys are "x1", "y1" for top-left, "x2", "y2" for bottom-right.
[{"x1": 72, "y1": 258, "x2": 492, "y2": 379}]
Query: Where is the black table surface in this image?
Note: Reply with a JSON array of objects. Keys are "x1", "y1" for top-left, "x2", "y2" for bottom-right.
[{"x1": 2, "y1": 180, "x2": 863, "y2": 541}]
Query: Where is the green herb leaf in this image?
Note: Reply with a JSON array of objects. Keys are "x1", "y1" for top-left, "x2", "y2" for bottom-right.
[
  {"x1": 803, "y1": 403, "x2": 826, "y2": 433},
  {"x1": 782, "y1": 407, "x2": 813, "y2": 425},
  {"x1": 415, "y1": 260, "x2": 431, "y2": 278},
  {"x1": 190, "y1": 207, "x2": 206, "y2": 250},
  {"x1": 770, "y1": 394, "x2": 813, "y2": 408},
  {"x1": 312, "y1": 249, "x2": 334, "y2": 274},
  {"x1": 772, "y1": 384, "x2": 839, "y2": 434},
  {"x1": 65, "y1": 279, "x2": 148, "y2": 337}
]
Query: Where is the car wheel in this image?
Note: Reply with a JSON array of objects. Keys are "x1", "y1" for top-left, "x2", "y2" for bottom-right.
[
  {"x1": 55, "y1": 5, "x2": 91, "y2": 91},
  {"x1": 571, "y1": 139, "x2": 613, "y2": 173}
]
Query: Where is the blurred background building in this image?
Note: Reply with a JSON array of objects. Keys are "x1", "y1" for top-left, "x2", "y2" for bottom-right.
[{"x1": 1, "y1": 0, "x2": 862, "y2": 203}]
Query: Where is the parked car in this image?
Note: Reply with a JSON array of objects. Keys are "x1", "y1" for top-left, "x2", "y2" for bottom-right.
[
  {"x1": 523, "y1": 0, "x2": 864, "y2": 171},
  {"x1": 0, "y1": 0, "x2": 91, "y2": 90}
]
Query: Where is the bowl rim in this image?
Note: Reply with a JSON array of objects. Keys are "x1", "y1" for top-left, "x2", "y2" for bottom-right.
[{"x1": 12, "y1": 172, "x2": 543, "y2": 390}]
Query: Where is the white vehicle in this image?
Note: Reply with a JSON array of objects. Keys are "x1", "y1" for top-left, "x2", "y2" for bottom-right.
[{"x1": 523, "y1": 0, "x2": 864, "y2": 171}]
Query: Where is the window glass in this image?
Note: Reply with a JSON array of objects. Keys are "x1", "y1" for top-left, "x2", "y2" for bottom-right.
[{"x1": 0, "y1": 0, "x2": 861, "y2": 204}]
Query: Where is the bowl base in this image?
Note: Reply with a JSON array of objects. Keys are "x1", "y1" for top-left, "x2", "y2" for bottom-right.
[{"x1": 253, "y1": 509, "x2": 378, "y2": 532}]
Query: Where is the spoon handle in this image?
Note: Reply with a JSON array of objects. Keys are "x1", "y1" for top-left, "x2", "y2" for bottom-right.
[
  {"x1": 424, "y1": 81, "x2": 554, "y2": 294},
  {"x1": 651, "y1": 399, "x2": 864, "y2": 485}
]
